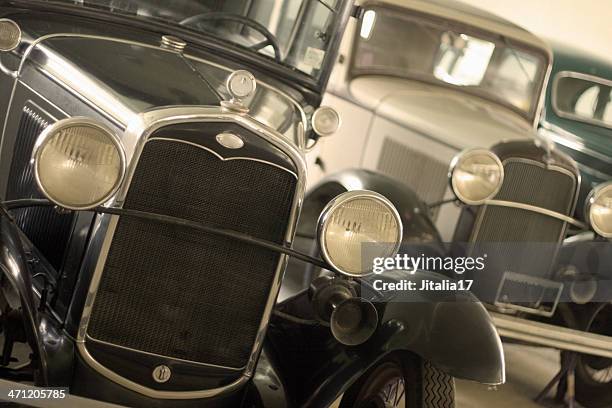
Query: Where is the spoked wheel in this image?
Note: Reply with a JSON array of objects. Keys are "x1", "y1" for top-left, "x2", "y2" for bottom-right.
[
  {"x1": 340, "y1": 354, "x2": 455, "y2": 408},
  {"x1": 575, "y1": 304, "x2": 612, "y2": 408}
]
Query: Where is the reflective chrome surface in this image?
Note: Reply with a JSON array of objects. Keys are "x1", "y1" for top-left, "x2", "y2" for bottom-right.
[
  {"x1": 471, "y1": 157, "x2": 581, "y2": 244},
  {"x1": 0, "y1": 19, "x2": 21, "y2": 52},
  {"x1": 6, "y1": 32, "x2": 309, "y2": 147},
  {"x1": 316, "y1": 190, "x2": 402, "y2": 277},
  {"x1": 31, "y1": 117, "x2": 127, "y2": 210},
  {"x1": 75, "y1": 106, "x2": 306, "y2": 399},
  {"x1": 484, "y1": 199, "x2": 587, "y2": 229}
]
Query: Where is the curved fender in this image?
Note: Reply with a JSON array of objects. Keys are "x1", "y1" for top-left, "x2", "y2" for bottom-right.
[
  {"x1": 0, "y1": 207, "x2": 49, "y2": 384},
  {"x1": 270, "y1": 271, "x2": 505, "y2": 408},
  {"x1": 370, "y1": 270, "x2": 505, "y2": 385}
]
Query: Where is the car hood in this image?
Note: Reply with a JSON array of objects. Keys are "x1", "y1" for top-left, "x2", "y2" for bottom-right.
[
  {"x1": 349, "y1": 76, "x2": 535, "y2": 150},
  {"x1": 20, "y1": 32, "x2": 305, "y2": 141}
]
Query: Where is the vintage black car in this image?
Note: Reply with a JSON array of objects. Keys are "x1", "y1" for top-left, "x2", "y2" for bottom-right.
[{"x1": 0, "y1": 1, "x2": 504, "y2": 407}]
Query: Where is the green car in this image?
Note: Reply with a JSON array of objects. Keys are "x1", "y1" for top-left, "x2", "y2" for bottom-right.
[
  {"x1": 538, "y1": 43, "x2": 612, "y2": 407},
  {"x1": 539, "y1": 43, "x2": 612, "y2": 219}
]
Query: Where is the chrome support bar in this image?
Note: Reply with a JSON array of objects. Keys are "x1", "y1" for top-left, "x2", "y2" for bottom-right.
[
  {"x1": 491, "y1": 312, "x2": 612, "y2": 359},
  {"x1": 484, "y1": 199, "x2": 588, "y2": 229}
]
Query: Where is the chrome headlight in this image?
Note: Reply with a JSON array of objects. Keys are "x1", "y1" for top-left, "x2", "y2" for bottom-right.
[
  {"x1": 317, "y1": 190, "x2": 402, "y2": 277},
  {"x1": 449, "y1": 149, "x2": 504, "y2": 205},
  {"x1": 32, "y1": 117, "x2": 126, "y2": 210},
  {"x1": 311, "y1": 106, "x2": 340, "y2": 137},
  {"x1": 587, "y1": 182, "x2": 612, "y2": 238}
]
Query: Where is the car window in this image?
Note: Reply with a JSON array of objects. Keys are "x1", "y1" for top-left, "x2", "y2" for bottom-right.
[{"x1": 554, "y1": 74, "x2": 612, "y2": 129}]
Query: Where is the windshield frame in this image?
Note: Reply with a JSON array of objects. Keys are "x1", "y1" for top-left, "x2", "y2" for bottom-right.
[
  {"x1": 552, "y1": 71, "x2": 612, "y2": 132},
  {"x1": 349, "y1": 3, "x2": 551, "y2": 125},
  {"x1": 10, "y1": 0, "x2": 354, "y2": 95}
]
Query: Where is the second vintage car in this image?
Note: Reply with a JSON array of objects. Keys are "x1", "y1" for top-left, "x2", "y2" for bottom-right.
[
  {"x1": 0, "y1": 0, "x2": 504, "y2": 407},
  {"x1": 308, "y1": 0, "x2": 552, "y2": 239}
]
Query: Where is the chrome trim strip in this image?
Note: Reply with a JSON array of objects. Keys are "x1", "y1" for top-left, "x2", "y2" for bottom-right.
[
  {"x1": 77, "y1": 341, "x2": 249, "y2": 399},
  {"x1": 17, "y1": 80, "x2": 68, "y2": 118},
  {"x1": 534, "y1": 52, "x2": 553, "y2": 129},
  {"x1": 85, "y1": 335, "x2": 245, "y2": 371},
  {"x1": 471, "y1": 157, "x2": 581, "y2": 244},
  {"x1": 148, "y1": 137, "x2": 297, "y2": 178},
  {"x1": 76, "y1": 106, "x2": 306, "y2": 399},
  {"x1": 552, "y1": 70, "x2": 612, "y2": 131},
  {"x1": 491, "y1": 311, "x2": 612, "y2": 359},
  {"x1": 316, "y1": 190, "x2": 403, "y2": 277},
  {"x1": 540, "y1": 122, "x2": 612, "y2": 165},
  {"x1": 484, "y1": 199, "x2": 587, "y2": 229},
  {"x1": 31, "y1": 117, "x2": 127, "y2": 210}
]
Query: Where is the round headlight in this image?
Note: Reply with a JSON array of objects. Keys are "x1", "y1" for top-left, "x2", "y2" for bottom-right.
[
  {"x1": 33, "y1": 118, "x2": 126, "y2": 210},
  {"x1": 312, "y1": 106, "x2": 340, "y2": 137},
  {"x1": 450, "y1": 149, "x2": 504, "y2": 205},
  {"x1": 587, "y1": 182, "x2": 612, "y2": 238},
  {"x1": 0, "y1": 19, "x2": 21, "y2": 52},
  {"x1": 317, "y1": 190, "x2": 402, "y2": 277}
]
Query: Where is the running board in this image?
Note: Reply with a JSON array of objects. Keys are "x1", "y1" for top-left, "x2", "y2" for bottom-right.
[{"x1": 490, "y1": 312, "x2": 612, "y2": 359}]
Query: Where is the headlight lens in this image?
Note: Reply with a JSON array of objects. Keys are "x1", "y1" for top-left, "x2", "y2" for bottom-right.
[
  {"x1": 33, "y1": 118, "x2": 125, "y2": 210},
  {"x1": 587, "y1": 182, "x2": 612, "y2": 238},
  {"x1": 311, "y1": 106, "x2": 341, "y2": 137},
  {"x1": 450, "y1": 149, "x2": 504, "y2": 205},
  {"x1": 318, "y1": 190, "x2": 402, "y2": 277}
]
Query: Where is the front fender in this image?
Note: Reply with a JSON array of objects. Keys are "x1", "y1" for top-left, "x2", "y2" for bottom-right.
[
  {"x1": 0, "y1": 207, "x2": 48, "y2": 384},
  {"x1": 270, "y1": 271, "x2": 504, "y2": 408},
  {"x1": 371, "y1": 270, "x2": 505, "y2": 385}
]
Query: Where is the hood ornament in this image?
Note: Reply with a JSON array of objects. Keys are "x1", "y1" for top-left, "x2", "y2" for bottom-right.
[{"x1": 221, "y1": 70, "x2": 256, "y2": 113}]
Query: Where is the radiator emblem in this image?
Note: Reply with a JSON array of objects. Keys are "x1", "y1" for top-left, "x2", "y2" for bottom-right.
[
  {"x1": 152, "y1": 365, "x2": 172, "y2": 383},
  {"x1": 216, "y1": 132, "x2": 244, "y2": 149}
]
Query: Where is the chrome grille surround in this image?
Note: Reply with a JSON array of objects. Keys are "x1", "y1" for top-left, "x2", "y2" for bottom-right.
[
  {"x1": 75, "y1": 107, "x2": 306, "y2": 399},
  {"x1": 471, "y1": 157, "x2": 578, "y2": 246}
]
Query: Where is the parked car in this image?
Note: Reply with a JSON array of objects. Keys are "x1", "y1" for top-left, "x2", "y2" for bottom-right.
[
  {"x1": 536, "y1": 43, "x2": 612, "y2": 408},
  {"x1": 0, "y1": 1, "x2": 504, "y2": 407},
  {"x1": 309, "y1": 0, "x2": 552, "y2": 239},
  {"x1": 538, "y1": 42, "x2": 612, "y2": 219},
  {"x1": 303, "y1": 1, "x2": 612, "y2": 406}
]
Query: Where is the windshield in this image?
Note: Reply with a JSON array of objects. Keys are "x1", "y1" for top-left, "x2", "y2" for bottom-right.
[
  {"x1": 50, "y1": 0, "x2": 348, "y2": 80},
  {"x1": 353, "y1": 6, "x2": 548, "y2": 120}
]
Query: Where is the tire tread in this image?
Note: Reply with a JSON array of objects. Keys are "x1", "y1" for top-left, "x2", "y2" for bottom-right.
[{"x1": 422, "y1": 360, "x2": 455, "y2": 408}]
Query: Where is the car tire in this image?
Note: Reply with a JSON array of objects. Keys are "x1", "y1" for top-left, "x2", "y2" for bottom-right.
[
  {"x1": 340, "y1": 353, "x2": 455, "y2": 408},
  {"x1": 573, "y1": 304, "x2": 612, "y2": 408}
]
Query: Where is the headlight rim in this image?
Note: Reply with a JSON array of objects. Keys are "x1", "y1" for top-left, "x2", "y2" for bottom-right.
[
  {"x1": 586, "y1": 181, "x2": 612, "y2": 239},
  {"x1": 449, "y1": 148, "x2": 505, "y2": 205},
  {"x1": 32, "y1": 116, "x2": 127, "y2": 211},
  {"x1": 317, "y1": 190, "x2": 403, "y2": 277}
]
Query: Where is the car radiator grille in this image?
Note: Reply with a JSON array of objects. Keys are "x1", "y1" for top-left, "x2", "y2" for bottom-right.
[
  {"x1": 6, "y1": 105, "x2": 74, "y2": 270},
  {"x1": 471, "y1": 159, "x2": 576, "y2": 276},
  {"x1": 377, "y1": 138, "x2": 448, "y2": 218},
  {"x1": 87, "y1": 138, "x2": 296, "y2": 369}
]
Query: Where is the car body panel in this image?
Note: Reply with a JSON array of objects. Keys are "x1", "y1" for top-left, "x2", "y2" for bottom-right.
[
  {"x1": 309, "y1": 0, "x2": 551, "y2": 240},
  {"x1": 0, "y1": 3, "x2": 506, "y2": 406},
  {"x1": 539, "y1": 42, "x2": 612, "y2": 217}
]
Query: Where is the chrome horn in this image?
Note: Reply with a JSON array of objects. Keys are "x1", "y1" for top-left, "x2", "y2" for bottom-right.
[{"x1": 309, "y1": 276, "x2": 379, "y2": 346}]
